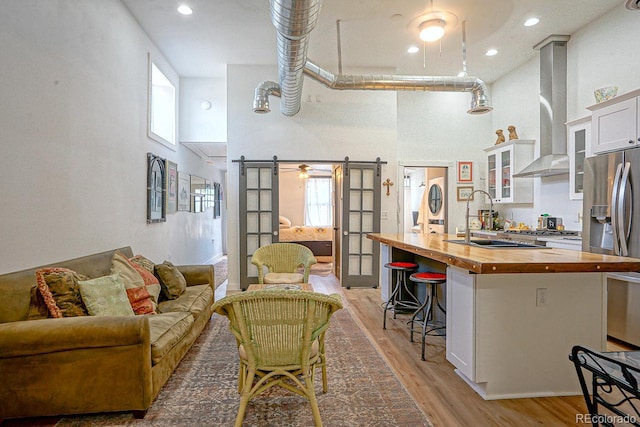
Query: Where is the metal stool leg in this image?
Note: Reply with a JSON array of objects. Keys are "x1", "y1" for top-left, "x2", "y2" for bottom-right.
[
  {"x1": 383, "y1": 269, "x2": 402, "y2": 329},
  {"x1": 410, "y1": 286, "x2": 431, "y2": 343}
]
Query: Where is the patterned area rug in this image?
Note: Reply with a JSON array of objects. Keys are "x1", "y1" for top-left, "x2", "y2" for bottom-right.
[{"x1": 56, "y1": 308, "x2": 430, "y2": 427}]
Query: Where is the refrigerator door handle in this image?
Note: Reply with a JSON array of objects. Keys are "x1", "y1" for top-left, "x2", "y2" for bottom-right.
[
  {"x1": 617, "y1": 161, "x2": 632, "y2": 257},
  {"x1": 611, "y1": 163, "x2": 623, "y2": 256}
]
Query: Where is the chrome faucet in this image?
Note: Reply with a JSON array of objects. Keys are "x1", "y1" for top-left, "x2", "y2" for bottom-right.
[{"x1": 465, "y1": 190, "x2": 494, "y2": 244}]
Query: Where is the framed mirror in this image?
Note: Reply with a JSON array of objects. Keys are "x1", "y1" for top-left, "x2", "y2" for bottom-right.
[
  {"x1": 147, "y1": 153, "x2": 166, "y2": 223},
  {"x1": 190, "y1": 175, "x2": 206, "y2": 213}
]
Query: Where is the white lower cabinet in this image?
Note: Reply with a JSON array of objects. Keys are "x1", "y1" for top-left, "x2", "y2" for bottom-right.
[
  {"x1": 446, "y1": 266, "x2": 475, "y2": 381},
  {"x1": 445, "y1": 265, "x2": 607, "y2": 400}
]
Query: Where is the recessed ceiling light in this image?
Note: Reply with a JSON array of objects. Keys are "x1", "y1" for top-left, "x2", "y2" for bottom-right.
[
  {"x1": 485, "y1": 48, "x2": 498, "y2": 57},
  {"x1": 177, "y1": 4, "x2": 193, "y2": 15},
  {"x1": 407, "y1": 46, "x2": 420, "y2": 54},
  {"x1": 524, "y1": 17, "x2": 540, "y2": 27}
]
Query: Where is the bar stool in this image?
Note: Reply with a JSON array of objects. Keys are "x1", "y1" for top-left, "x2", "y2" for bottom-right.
[
  {"x1": 383, "y1": 261, "x2": 419, "y2": 330},
  {"x1": 409, "y1": 271, "x2": 447, "y2": 361}
]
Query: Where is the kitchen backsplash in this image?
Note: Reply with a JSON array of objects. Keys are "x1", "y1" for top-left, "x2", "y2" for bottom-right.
[{"x1": 497, "y1": 175, "x2": 583, "y2": 231}]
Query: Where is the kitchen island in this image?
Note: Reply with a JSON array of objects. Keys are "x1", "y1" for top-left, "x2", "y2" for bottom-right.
[{"x1": 368, "y1": 233, "x2": 640, "y2": 400}]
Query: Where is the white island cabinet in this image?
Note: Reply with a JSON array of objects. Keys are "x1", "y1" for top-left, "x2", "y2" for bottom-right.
[{"x1": 445, "y1": 265, "x2": 606, "y2": 399}]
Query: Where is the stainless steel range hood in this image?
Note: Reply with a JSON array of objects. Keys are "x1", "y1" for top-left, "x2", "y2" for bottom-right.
[{"x1": 513, "y1": 35, "x2": 571, "y2": 178}]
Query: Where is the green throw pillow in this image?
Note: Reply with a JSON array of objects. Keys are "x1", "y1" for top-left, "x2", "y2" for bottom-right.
[
  {"x1": 154, "y1": 261, "x2": 187, "y2": 300},
  {"x1": 78, "y1": 273, "x2": 135, "y2": 316}
]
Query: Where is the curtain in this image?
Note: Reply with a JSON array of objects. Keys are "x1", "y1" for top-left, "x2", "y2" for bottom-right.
[{"x1": 304, "y1": 178, "x2": 332, "y2": 226}]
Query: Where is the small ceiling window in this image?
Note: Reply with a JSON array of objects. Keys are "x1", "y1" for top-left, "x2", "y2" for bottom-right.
[{"x1": 148, "y1": 54, "x2": 176, "y2": 148}]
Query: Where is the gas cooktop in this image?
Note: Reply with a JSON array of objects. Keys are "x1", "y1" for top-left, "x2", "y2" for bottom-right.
[{"x1": 500, "y1": 229, "x2": 579, "y2": 236}]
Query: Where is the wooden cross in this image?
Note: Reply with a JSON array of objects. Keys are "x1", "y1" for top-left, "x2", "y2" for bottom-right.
[{"x1": 383, "y1": 178, "x2": 394, "y2": 196}]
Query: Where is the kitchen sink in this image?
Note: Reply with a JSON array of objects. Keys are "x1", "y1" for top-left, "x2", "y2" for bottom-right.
[{"x1": 444, "y1": 239, "x2": 545, "y2": 249}]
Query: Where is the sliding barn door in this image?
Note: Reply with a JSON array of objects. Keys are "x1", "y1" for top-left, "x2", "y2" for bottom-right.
[
  {"x1": 239, "y1": 162, "x2": 279, "y2": 290},
  {"x1": 340, "y1": 163, "x2": 381, "y2": 288}
]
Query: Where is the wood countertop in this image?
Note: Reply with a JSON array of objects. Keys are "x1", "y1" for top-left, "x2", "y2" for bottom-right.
[{"x1": 367, "y1": 233, "x2": 640, "y2": 274}]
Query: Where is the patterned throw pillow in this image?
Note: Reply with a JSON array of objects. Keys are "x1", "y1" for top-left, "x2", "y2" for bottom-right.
[
  {"x1": 110, "y1": 251, "x2": 145, "y2": 289},
  {"x1": 35, "y1": 268, "x2": 90, "y2": 318},
  {"x1": 154, "y1": 261, "x2": 187, "y2": 300},
  {"x1": 129, "y1": 255, "x2": 155, "y2": 274},
  {"x1": 126, "y1": 286, "x2": 156, "y2": 315},
  {"x1": 77, "y1": 273, "x2": 135, "y2": 316}
]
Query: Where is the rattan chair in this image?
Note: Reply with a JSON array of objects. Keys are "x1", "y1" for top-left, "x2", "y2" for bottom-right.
[
  {"x1": 251, "y1": 243, "x2": 317, "y2": 284},
  {"x1": 213, "y1": 290, "x2": 343, "y2": 427}
]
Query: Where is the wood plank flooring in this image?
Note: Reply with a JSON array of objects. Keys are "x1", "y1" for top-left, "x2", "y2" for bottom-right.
[{"x1": 308, "y1": 272, "x2": 589, "y2": 427}]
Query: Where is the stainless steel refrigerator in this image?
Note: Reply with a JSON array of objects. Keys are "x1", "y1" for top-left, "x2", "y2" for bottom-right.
[{"x1": 583, "y1": 147, "x2": 640, "y2": 347}]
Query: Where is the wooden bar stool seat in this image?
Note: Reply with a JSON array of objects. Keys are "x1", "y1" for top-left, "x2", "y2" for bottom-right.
[
  {"x1": 409, "y1": 271, "x2": 447, "y2": 361},
  {"x1": 382, "y1": 262, "x2": 419, "y2": 330}
]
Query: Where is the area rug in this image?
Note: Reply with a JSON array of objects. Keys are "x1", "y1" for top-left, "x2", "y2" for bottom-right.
[
  {"x1": 55, "y1": 308, "x2": 430, "y2": 427},
  {"x1": 213, "y1": 256, "x2": 228, "y2": 287},
  {"x1": 309, "y1": 262, "x2": 333, "y2": 277}
]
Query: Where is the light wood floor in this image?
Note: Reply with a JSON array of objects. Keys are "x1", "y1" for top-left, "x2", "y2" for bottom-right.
[{"x1": 308, "y1": 272, "x2": 589, "y2": 427}]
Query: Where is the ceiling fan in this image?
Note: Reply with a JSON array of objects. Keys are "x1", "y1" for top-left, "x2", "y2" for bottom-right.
[{"x1": 297, "y1": 164, "x2": 312, "y2": 179}]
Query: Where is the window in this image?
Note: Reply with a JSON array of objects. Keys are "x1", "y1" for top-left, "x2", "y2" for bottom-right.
[
  {"x1": 148, "y1": 54, "x2": 176, "y2": 148},
  {"x1": 304, "y1": 178, "x2": 332, "y2": 226}
]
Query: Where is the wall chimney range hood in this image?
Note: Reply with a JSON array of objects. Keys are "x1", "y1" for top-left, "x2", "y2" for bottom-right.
[{"x1": 513, "y1": 35, "x2": 571, "y2": 178}]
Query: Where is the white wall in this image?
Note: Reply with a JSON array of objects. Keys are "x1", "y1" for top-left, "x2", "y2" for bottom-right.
[
  {"x1": 489, "y1": 6, "x2": 640, "y2": 231},
  {"x1": 397, "y1": 91, "x2": 493, "y2": 232},
  {"x1": 0, "y1": 0, "x2": 224, "y2": 273},
  {"x1": 179, "y1": 76, "x2": 227, "y2": 143},
  {"x1": 226, "y1": 64, "x2": 398, "y2": 290},
  {"x1": 279, "y1": 172, "x2": 306, "y2": 225}
]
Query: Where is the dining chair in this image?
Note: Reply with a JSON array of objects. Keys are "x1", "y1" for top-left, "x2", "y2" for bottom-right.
[
  {"x1": 570, "y1": 345, "x2": 640, "y2": 426},
  {"x1": 213, "y1": 289, "x2": 343, "y2": 427},
  {"x1": 251, "y1": 242, "x2": 317, "y2": 284}
]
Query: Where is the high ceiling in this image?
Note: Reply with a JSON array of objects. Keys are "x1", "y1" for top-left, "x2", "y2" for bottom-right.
[{"x1": 122, "y1": 0, "x2": 621, "y2": 83}]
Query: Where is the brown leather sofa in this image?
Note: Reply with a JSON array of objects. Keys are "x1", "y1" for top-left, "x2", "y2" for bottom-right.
[{"x1": 0, "y1": 247, "x2": 217, "y2": 420}]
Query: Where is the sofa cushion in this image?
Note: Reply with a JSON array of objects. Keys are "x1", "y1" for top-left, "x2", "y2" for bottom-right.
[
  {"x1": 129, "y1": 254, "x2": 155, "y2": 274},
  {"x1": 148, "y1": 311, "x2": 194, "y2": 365},
  {"x1": 155, "y1": 261, "x2": 187, "y2": 300},
  {"x1": 157, "y1": 284, "x2": 213, "y2": 319},
  {"x1": 126, "y1": 286, "x2": 156, "y2": 315},
  {"x1": 35, "y1": 268, "x2": 90, "y2": 318},
  {"x1": 78, "y1": 274, "x2": 135, "y2": 317}
]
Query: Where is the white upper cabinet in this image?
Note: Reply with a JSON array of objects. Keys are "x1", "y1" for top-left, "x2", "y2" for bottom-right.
[
  {"x1": 484, "y1": 140, "x2": 534, "y2": 204},
  {"x1": 588, "y1": 89, "x2": 640, "y2": 155},
  {"x1": 567, "y1": 117, "x2": 591, "y2": 200}
]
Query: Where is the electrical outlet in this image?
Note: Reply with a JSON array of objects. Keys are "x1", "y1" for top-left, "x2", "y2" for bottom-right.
[
  {"x1": 536, "y1": 288, "x2": 548, "y2": 307},
  {"x1": 381, "y1": 211, "x2": 389, "y2": 220}
]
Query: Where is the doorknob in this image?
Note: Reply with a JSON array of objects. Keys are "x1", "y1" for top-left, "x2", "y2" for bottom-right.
[{"x1": 343, "y1": 231, "x2": 349, "y2": 236}]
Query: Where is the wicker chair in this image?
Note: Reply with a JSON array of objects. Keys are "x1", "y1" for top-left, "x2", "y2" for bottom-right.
[
  {"x1": 213, "y1": 290, "x2": 343, "y2": 427},
  {"x1": 251, "y1": 243, "x2": 317, "y2": 284}
]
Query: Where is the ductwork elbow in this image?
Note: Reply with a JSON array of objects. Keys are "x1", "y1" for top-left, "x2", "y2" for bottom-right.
[
  {"x1": 468, "y1": 80, "x2": 493, "y2": 115},
  {"x1": 253, "y1": 81, "x2": 281, "y2": 114}
]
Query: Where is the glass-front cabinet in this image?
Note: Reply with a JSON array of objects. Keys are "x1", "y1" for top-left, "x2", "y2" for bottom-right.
[
  {"x1": 484, "y1": 139, "x2": 535, "y2": 204},
  {"x1": 567, "y1": 117, "x2": 591, "y2": 200}
]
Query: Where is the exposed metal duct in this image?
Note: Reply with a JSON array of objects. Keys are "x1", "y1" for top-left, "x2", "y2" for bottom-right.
[
  {"x1": 253, "y1": 81, "x2": 281, "y2": 114},
  {"x1": 303, "y1": 59, "x2": 492, "y2": 114},
  {"x1": 256, "y1": 0, "x2": 492, "y2": 116},
  {"x1": 514, "y1": 35, "x2": 571, "y2": 178},
  {"x1": 269, "y1": 0, "x2": 322, "y2": 116}
]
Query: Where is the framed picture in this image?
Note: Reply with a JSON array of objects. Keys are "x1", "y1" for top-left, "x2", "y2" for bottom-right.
[
  {"x1": 166, "y1": 161, "x2": 178, "y2": 214},
  {"x1": 457, "y1": 186, "x2": 474, "y2": 201},
  {"x1": 147, "y1": 153, "x2": 166, "y2": 223},
  {"x1": 178, "y1": 172, "x2": 191, "y2": 212},
  {"x1": 214, "y1": 182, "x2": 222, "y2": 218},
  {"x1": 457, "y1": 161, "x2": 473, "y2": 183}
]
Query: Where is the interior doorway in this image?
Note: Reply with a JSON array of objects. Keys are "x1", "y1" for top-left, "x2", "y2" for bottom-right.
[{"x1": 403, "y1": 166, "x2": 448, "y2": 234}]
